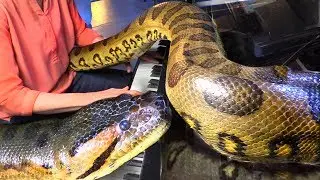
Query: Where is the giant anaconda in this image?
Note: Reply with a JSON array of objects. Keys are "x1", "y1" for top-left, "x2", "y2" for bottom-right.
[
  {"x1": 1, "y1": 1, "x2": 320, "y2": 179},
  {"x1": 0, "y1": 92, "x2": 171, "y2": 179}
]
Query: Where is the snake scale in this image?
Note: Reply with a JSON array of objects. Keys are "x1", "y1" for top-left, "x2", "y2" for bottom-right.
[{"x1": 1, "y1": 1, "x2": 320, "y2": 179}]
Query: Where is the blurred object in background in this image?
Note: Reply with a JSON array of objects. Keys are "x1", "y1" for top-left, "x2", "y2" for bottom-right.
[
  {"x1": 74, "y1": 0, "x2": 93, "y2": 28},
  {"x1": 188, "y1": 0, "x2": 320, "y2": 67}
]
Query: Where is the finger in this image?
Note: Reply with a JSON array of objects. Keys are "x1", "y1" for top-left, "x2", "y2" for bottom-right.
[
  {"x1": 124, "y1": 63, "x2": 132, "y2": 73},
  {"x1": 144, "y1": 51, "x2": 163, "y2": 59},
  {"x1": 92, "y1": 36, "x2": 104, "y2": 43},
  {"x1": 140, "y1": 54, "x2": 158, "y2": 63},
  {"x1": 125, "y1": 90, "x2": 142, "y2": 96},
  {"x1": 122, "y1": 86, "x2": 129, "y2": 90}
]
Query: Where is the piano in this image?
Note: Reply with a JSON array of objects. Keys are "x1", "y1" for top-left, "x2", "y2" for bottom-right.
[{"x1": 100, "y1": 39, "x2": 170, "y2": 180}]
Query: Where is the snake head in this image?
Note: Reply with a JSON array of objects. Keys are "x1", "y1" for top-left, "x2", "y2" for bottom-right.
[
  {"x1": 66, "y1": 92, "x2": 171, "y2": 179},
  {"x1": 104, "y1": 91, "x2": 171, "y2": 174}
]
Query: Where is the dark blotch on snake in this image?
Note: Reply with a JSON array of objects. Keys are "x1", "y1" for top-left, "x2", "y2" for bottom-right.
[
  {"x1": 102, "y1": 39, "x2": 108, "y2": 46},
  {"x1": 183, "y1": 47, "x2": 218, "y2": 57},
  {"x1": 88, "y1": 44, "x2": 95, "y2": 51},
  {"x1": 24, "y1": 123, "x2": 42, "y2": 140},
  {"x1": 79, "y1": 58, "x2": 90, "y2": 67},
  {"x1": 218, "y1": 64, "x2": 242, "y2": 75},
  {"x1": 198, "y1": 57, "x2": 225, "y2": 68},
  {"x1": 123, "y1": 23, "x2": 131, "y2": 33},
  {"x1": 93, "y1": 54, "x2": 103, "y2": 65},
  {"x1": 203, "y1": 76, "x2": 263, "y2": 116},
  {"x1": 114, "y1": 33, "x2": 120, "y2": 40},
  {"x1": 3, "y1": 127, "x2": 18, "y2": 141},
  {"x1": 180, "y1": 112, "x2": 202, "y2": 131},
  {"x1": 138, "y1": 11, "x2": 148, "y2": 25},
  {"x1": 171, "y1": 35, "x2": 185, "y2": 46},
  {"x1": 189, "y1": 33, "x2": 215, "y2": 42},
  {"x1": 152, "y1": 3, "x2": 167, "y2": 20},
  {"x1": 169, "y1": 13, "x2": 212, "y2": 29},
  {"x1": 172, "y1": 23, "x2": 215, "y2": 35},
  {"x1": 218, "y1": 132, "x2": 247, "y2": 156},
  {"x1": 73, "y1": 47, "x2": 81, "y2": 56},
  {"x1": 162, "y1": 2, "x2": 185, "y2": 25},
  {"x1": 168, "y1": 61, "x2": 190, "y2": 88},
  {"x1": 36, "y1": 132, "x2": 50, "y2": 148},
  {"x1": 77, "y1": 137, "x2": 119, "y2": 179},
  {"x1": 52, "y1": 120, "x2": 63, "y2": 132},
  {"x1": 268, "y1": 135, "x2": 300, "y2": 160}
]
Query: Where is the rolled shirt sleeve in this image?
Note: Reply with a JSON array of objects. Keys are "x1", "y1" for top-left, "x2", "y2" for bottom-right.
[{"x1": 0, "y1": 7, "x2": 40, "y2": 119}]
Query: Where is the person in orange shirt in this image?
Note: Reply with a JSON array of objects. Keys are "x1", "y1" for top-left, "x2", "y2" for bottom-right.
[{"x1": 0, "y1": 0, "x2": 142, "y2": 123}]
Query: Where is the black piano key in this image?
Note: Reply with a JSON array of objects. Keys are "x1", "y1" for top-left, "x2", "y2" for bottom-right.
[
  {"x1": 148, "y1": 79, "x2": 159, "y2": 85},
  {"x1": 137, "y1": 153, "x2": 144, "y2": 158},
  {"x1": 152, "y1": 65, "x2": 162, "y2": 70},
  {"x1": 151, "y1": 68, "x2": 161, "y2": 75},
  {"x1": 158, "y1": 40, "x2": 170, "y2": 46},
  {"x1": 152, "y1": 65, "x2": 162, "y2": 72},
  {"x1": 150, "y1": 72, "x2": 161, "y2": 77},
  {"x1": 156, "y1": 46, "x2": 167, "y2": 57},
  {"x1": 123, "y1": 173, "x2": 140, "y2": 180},
  {"x1": 147, "y1": 84, "x2": 158, "y2": 89},
  {"x1": 126, "y1": 159, "x2": 143, "y2": 168}
]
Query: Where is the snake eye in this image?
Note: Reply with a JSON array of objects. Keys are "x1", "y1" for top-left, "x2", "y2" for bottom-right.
[{"x1": 119, "y1": 120, "x2": 131, "y2": 131}]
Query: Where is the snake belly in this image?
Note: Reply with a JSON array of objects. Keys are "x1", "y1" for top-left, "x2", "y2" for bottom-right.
[
  {"x1": 69, "y1": 1, "x2": 320, "y2": 165},
  {"x1": 0, "y1": 93, "x2": 171, "y2": 179}
]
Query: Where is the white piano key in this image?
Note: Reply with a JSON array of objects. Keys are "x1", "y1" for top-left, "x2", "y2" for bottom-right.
[
  {"x1": 99, "y1": 152, "x2": 145, "y2": 180},
  {"x1": 150, "y1": 40, "x2": 166, "y2": 51},
  {"x1": 100, "y1": 163, "x2": 141, "y2": 180},
  {"x1": 132, "y1": 153, "x2": 144, "y2": 162},
  {"x1": 130, "y1": 61, "x2": 162, "y2": 93}
]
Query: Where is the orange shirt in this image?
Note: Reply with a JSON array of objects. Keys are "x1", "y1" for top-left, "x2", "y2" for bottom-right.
[{"x1": 0, "y1": 0, "x2": 100, "y2": 120}]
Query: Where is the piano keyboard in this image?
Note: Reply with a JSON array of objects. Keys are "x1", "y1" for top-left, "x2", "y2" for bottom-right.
[
  {"x1": 100, "y1": 153, "x2": 144, "y2": 180},
  {"x1": 100, "y1": 40, "x2": 169, "y2": 180},
  {"x1": 130, "y1": 40, "x2": 167, "y2": 93},
  {"x1": 130, "y1": 61, "x2": 162, "y2": 93}
]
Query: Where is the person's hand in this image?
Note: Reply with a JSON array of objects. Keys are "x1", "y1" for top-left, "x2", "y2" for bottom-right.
[
  {"x1": 92, "y1": 36, "x2": 104, "y2": 43},
  {"x1": 97, "y1": 86, "x2": 141, "y2": 99},
  {"x1": 124, "y1": 51, "x2": 162, "y2": 73}
]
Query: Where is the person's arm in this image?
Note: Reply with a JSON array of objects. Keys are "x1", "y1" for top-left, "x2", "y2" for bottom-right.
[
  {"x1": 68, "y1": 0, "x2": 103, "y2": 46},
  {"x1": 0, "y1": 6, "x2": 41, "y2": 117},
  {"x1": 33, "y1": 87, "x2": 140, "y2": 114},
  {"x1": 0, "y1": 6, "x2": 140, "y2": 118}
]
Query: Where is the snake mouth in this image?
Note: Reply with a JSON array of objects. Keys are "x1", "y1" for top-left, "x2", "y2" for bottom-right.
[{"x1": 91, "y1": 92, "x2": 172, "y2": 178}]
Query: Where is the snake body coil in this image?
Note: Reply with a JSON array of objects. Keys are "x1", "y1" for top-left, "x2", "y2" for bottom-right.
[{"x1": 1, "y1": 1, "x2": 320, "y2": 179}]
